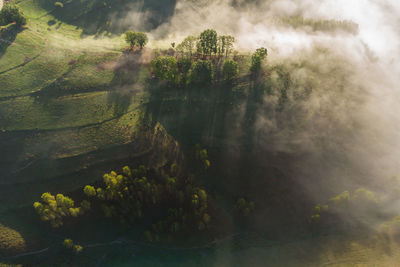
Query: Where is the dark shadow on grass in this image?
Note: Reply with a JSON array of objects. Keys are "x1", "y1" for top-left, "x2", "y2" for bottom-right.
[
  {"x1": 0, "y1": 24, "x2": 25, "y2": 60},
  {"x1": 36, "y1": 0, "x2": 177, "y2": 37}
]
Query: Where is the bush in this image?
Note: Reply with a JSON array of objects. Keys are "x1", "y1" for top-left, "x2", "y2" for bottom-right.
[
  {"x1": 222, "y1": 59, "x2": 239, "y2": 81},
  {"x1": 0, "y1": 5, "x2": 27, "y2": 26},
  {"x1": 191, "y1": 60, "x2": 213, "y2": 84}
]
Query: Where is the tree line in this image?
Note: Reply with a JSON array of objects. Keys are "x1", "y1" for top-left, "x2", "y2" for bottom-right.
[
  {"x1": 34, "y1": 163, "x2": 212, "y2": 243},
  {"x1": 123, "y1": 29, "x2": 268, "y2": 86}
]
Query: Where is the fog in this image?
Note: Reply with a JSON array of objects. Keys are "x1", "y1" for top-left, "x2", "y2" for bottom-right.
[{"x1": 133, "y1": 0, "x2": 400, "y2": 223}]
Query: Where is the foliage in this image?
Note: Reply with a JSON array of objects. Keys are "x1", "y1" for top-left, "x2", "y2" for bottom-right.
[
  {"x1": 54, "y1": 2, "x2": 64, "y2": 8},
  {"x1": 195, "y1": 145, "x2": 211, "y2": 169},
  {"x1": 150, "y1": 56, "x2": 179, "y2": 84},
  {"x1": 73, "y1": 245, "x2": 83, "y2": 254},
  {"x1": 83, "y1": 185, "x2": 96, "y2": 197},
  {"x1": 63, "y1": 239, "x2": 74, "y2": 249},
  {"x1": 217, "y1": 35, "x2": 235, "y2": 58},
  {"x1": 352, "y1": 187, "x2": 378, "y2": 204},
  {"x1": 311, "y1": 188, "x2": 379, "y2": 224},
  {"x1": 176, "y1": 36, "x2": 198, "y2": 57},
  {"x1": 222, "y1": 59, "x2": 239, "y2": 81},
  {"x1": 250, "y1": 47, "x2": 268, "y2": 74},
  {"x1": 82, "y1": 164, "x2": 211, "y2": 242},
  {"x1": 197, "y1": 29, "x2": 218, "y2": 56},
  {"x1": 63, "y1": 239, "x2": 83, "y2": 254},
  {"x1": 0, "y1": 5, "x2": 27, "y2": 26},
  {"x1": 280, "y1": 16, "x2": 359, "y2": 34},
  {"x1": 33, "y1": 193, "x2": 86, "y2": 228},
  {"x1": 234, "y1": 198, "x2": 255, "y2": 216},
  {"x1": 124, "y1": 31, "x2": 148, "y2": 49},
  {"x1": 191, "y1": 60, "x2": 213, "y2": 84},
  {"x1": 177, "y1": 57, "x2": 192, "y2": 85},
  {"x1": 310, "y1": 204, "x2": 328, "y2": 223},
  {"x1": 328, "y1": 190, "x2": 350, "y2": 206}
]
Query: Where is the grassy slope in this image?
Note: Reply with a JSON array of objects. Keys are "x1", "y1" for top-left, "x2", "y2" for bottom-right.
[
  {"x1": 0, "y1": 1, "x2": 399, "y2": 266},
  {"x1": 0, "y1": 0, "x2": 150, "y2": 258}
]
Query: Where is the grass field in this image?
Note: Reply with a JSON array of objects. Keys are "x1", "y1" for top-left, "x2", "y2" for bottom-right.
[{"x1": 0, "y1": 0, "x2": 398, "y2": 266}]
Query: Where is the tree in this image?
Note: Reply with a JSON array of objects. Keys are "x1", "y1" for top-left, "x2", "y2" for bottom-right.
[
  {"x1": 250, "y1": 47, "x2": 268, "y2": 74},
  {"x1": 197, "y1": 29, "x2": 218, "y2": 57},
  {"x1": 235, "y1": 197, "x2": 255, "y2": 216},
  {"x1": 218, "y1": 35, "x2": 235, "y2": 58},
  {"x1": 63, "y1": 238, "x2": 74, "y2": 249},
  {"x1": 178, "y1": 57, "x2": 192, "y2": 85},
  {"x1": 176, "y1": 36, "x2": 198, "y2": 57},
  {"x1": 83, "y1": 185, "x2": 96, "y2": 197},
  {"x1": 33, "y1": 192, "x2": 85, "y2": 228},
  {"x1": 73, "y1": 245, "x2": 83, "y2": 254},
  {"x1": 150, "y1": 56, "x2": 179, "y2": 84},
  {"x1": 125, "y1": 31, "x2": 148, "y2": 49},
  {"x1": 0, "y1": 5, "x2": 27, "y2": 26},
  {"x1": 254, "y1": 47, "x2": 268, "y2": 58},
  {"x1": 191, "y1": 60, "x2": 213, "y2": 84},
  {"x1": 222, "y1": 59, "x2": 239, "y2": 81}
]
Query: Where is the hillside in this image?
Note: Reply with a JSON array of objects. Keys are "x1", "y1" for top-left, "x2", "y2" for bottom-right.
[{"x1": 1, "y1": 0, "x2": 400, "y2": 266}]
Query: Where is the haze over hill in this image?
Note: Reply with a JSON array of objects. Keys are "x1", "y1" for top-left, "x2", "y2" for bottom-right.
[{"x1": 1, "y1": 0, "x2": 400, "y2": 266}]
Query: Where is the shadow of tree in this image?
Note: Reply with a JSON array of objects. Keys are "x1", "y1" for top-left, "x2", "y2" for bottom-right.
[
  {"x1": 0, "y1": 24, "x2": 24, "y2": 60},
  {"x1": 37, "y1": 0, "x2": 177, "y2": 37}
]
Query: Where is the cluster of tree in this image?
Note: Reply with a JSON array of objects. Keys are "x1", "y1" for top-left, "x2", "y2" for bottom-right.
[
  {"x1": 63, "y1": 238, "x2": 83, "y2": 254},
  {"x1": 250, "y1": 47, "x2": 268, "y2": 74},
  {"x1": 176, "y1": 30, "x2": 235, "y2": 59},
  {"x1": 310, "y1": 187, "x2": 379, "y2": 224},
  {"x1": 0, "y1": 4, "x2": 27, "y2": 26},
  {"x1": 151, "y1": 30, "x2": 270, "y2": 87},
  {"x1": 150, "y1": 56, "x2": 241, "y2": 86},
  {"x1": 82, "y1": 164, "x2": 211, "y2": 242},
  {"x1": 234, "y1": 197, "x2": 255, "y2": 217},
  {"x1": 33, "y1": 193, "x2": 90, "y2": 228},
  {"x1": 149, "y1": 29, "x2": 242, "y2": 86},
  {"x1": 280, "y1": 16, "x2": 359, "y2": 35},
  {"x1": 124, "y1": 31, "x2": 148, "y2": 49}
]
